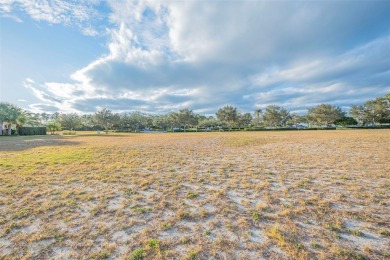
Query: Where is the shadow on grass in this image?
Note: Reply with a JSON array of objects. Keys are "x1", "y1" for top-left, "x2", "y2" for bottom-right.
[{"x1": 0, "y1": 135, "x2": 82, "y2": 151}]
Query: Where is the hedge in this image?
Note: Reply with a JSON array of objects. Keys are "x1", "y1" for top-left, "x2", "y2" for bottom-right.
[
  {"x1": 346, "y1": 125, "x2": 390, "y2": 129},
  {"x1": 18, "y1": 127, "x2": 47, "y2": 135}
]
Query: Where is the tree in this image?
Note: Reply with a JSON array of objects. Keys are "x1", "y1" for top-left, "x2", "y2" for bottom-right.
[
  {"x1": 252, "y1": 109, "x2": 263, "y2": 126},
  {"x1": 119, "y1": 111, "x2": 149, "y2": 132},
  {"x1": 0, "y1": 102, "x2": 24, "y2": 135},
  {"x1": 263, "y1": 105, "x2": 290, "y2": 127},
  {"x1": 175, "y1": 108, "x2": 198, "y2": 131},
  {"x1": 59, "y1": 113, "x2": 82, "y2": 131},
  {"x1": 24, "y1": 113, "x2": 43, "y2": 127},
  {"x1": 334, "y1": 116, "x2": 358, "y2": 127},
  {"x1": 15, "y1": 112, "x2": 28, "y2": 130},
  {"x1": 47, "y1": 121, "x2": 62, "y2": 135},
  {"x1": 40, "y1": 113, "x2": 51, "y2": 125},
  {"x1": 350, "y1": 96, "x2": 390, "y2": 125},
  {"x1": 363, "y1": 98, "x2": 389, "y2": 125},
  {"x1": 350, "y1": 105, "x2": 366, "y2": 125},
  {"x1": 238, "y1": 113, "x2": 253, "y2": 128},
  {"x1": 94, "y1": 108, "x2": 120, "y2": 133},
  {"x1": 216, "y1": 106, "x2": 239, "y2": 130},
  {"x1": 307, "y1": 104, "x2": 345, "y2": 127},
  {"x1": 287, "y1": 113, "x2": 307, "y2": 126},
  {"x1": 198, "y1": 116, "x2": 219, "y2": 130},
  {"x1": 151, "y1": 114, "x2": 171, "y2": 131}
]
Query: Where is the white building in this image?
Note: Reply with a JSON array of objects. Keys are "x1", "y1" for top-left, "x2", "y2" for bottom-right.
[{"x1": 0, "y1": 122, "x2": 12, "y2": 136}]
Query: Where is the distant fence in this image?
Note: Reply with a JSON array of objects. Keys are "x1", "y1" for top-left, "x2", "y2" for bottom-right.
[{"x1": 18, "y1": 127, "x2": 47, "y2": 135}]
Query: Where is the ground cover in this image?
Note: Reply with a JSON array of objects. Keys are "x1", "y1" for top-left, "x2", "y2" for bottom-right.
[{"x1": 0, "y1": 130, "x2": 389, "y2": 259}]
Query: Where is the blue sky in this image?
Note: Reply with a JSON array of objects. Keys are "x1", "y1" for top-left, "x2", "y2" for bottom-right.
[{"x1": 0, "y1": 0, "x2": 389, "y2": 115}]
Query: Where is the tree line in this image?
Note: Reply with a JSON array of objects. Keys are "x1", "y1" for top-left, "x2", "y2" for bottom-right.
[{"x1": 0, "y1": 93, "x2": 389, "y2": 135}]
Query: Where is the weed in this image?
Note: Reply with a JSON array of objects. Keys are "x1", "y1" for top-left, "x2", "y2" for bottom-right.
[
  {"x1": 161, "y1": 222, "x2": 173, "y2": 230},
  {"x1": 129, "y1": 248, "x2": 145, "y2": 260},
  {"x1": 251, "y1": 211, "x2": 261, "y2": 222},
  {"x1": 378, "y1": 229, "x2": 390, "y2": 237},
  {"x1": 148, "y1": 239, "x2": 159, "y2": 248},
  {"x1": 90, "y1": 251, "x2": 110, "y2": 259},
  {"x1": 187, "y1": 250, "x2": 199, "y2": 260},
  {"x1": 187, "y1": 192, "x2": 199, "y2": 199},
  {"x1": 311, "y1": 243, "x2": 320, "y2": 249},
  {"x1": 265, "y1": 226, "x2": 285, "y2": 246},
  {"x1": 348, "y1": 229, "x2": 364, "y2": 236},
  {"x1": 337, "y1": 250, "x2": 366, "y2": 260},
  {"x1": 124, "y1": 189, "x2": 138, "y2": 196},
  {"x1": 177, "y1": 209, "x2": 191, "y2": 220}
]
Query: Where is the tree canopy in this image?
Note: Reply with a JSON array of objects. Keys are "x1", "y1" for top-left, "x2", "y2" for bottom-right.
[
  {"x1": 216, "y1": 105, "x2": 239, "y2": 129},
  {"x1": 262, "y1": 105, "x2": 290, "y2": 127},
  {"x1": 307, "y1": 104, "x2": 345, "y2": 127},
  {"x1": 1, "y1": 93, "x2": 389, "y2": 135}
]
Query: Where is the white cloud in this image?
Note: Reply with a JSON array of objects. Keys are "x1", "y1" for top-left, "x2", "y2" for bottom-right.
[
  {"x1": 0, "y1": 0, "x2": 102, "y2": 35},
  {"x1": 12, "y1": 0, "x2": 390, "y2": 114},
  {"x1": 1, "y1": 13, "x2": 22, "y2": 22}
]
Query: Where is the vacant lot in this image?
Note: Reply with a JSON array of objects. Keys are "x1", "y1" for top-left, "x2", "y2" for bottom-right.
[{"x1": 0, "y1": 130, "x2": 389, "y2": 259}]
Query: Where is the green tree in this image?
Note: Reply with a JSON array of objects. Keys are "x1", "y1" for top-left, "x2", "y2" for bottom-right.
[
  {"x1": 121, "y1": 112, "x2": 149, "y2": 132},
  {"x1": 94, "y1": 108, "x2": 120, "y2": 133},
  {"x1": 238, "y1": 113, "x2": 253, "y2": 128},
  {"x1": 349, "y1": 105, "x2": 366, "y2": 125},
  {"x1": 263, "y1": 105, "x2": 290, "y2": 127},
  {"x1": 46, "y1": 121, "x2": 62, "y2": 135},
  {"x1": 252, "y1": 109, "x2": 263, "y2": 127},
  {"x1": 350, "y1": 96, "x2": 390, "y2": 125},
  {"x1": 40, "y1": 113, "x2": 51, "y2": 125},
  {"x1": 0, "y1": 102, "x2": 25, "y2": 135},
  {"x1": 176, "y1": 108, "x2": 198, "y2": 131},
  {"x1": 59, "y1": 113, "x2": 82, "y2": 131},
  {"x1": 307, "y1": 104, "x2": 345, "y2": 127},
  {"x1": 216, "y1": 105, "x2": 239, "y2": 130},
  {"x1": 334, "y1": 116, "x2": 358, "y2": 127},
  {"x1": 197, "y1": 116, "x2": 219, "y2": 130},
  {"x1": 287, "y1": 113, "x2": 307, "y2": 126},
  {"x1": 364, "y1": 98, "x2": 389, "y2": 125}
]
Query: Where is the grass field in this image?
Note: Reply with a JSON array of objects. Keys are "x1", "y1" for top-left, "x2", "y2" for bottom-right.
[{"x1": 0, "y1": 130, "x2": 389, "y2": 259}]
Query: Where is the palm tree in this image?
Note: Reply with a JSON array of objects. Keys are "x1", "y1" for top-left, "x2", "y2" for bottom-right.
[{"x1": 0, "y1": 102, "x2": 24, "y2": 135}]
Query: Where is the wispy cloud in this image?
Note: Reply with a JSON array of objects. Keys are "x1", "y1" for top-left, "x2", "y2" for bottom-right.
[
  {"x1": 0, "y1": 0, "x2": 103, "y2": 35},
  {"x1": 1, "y1": 13, "x2": 22, "y2": 22}
]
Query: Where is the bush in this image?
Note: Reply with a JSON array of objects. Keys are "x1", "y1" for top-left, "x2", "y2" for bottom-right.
[
  {"x1": 62, "y1": 131, "x2": 77, "y2": 135},
  {"x1": 18, "y1": 127, "x2": 47, "y2": 135}
]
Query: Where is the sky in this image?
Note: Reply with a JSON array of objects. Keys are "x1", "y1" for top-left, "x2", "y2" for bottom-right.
[{"x1": 0, "y1": 0, "x2": 389, "y2": 115}]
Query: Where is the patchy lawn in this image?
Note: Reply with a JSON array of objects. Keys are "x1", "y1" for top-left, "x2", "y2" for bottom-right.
[{"x1": 0, "y1": 130, "x2": 389, "y2": 259}]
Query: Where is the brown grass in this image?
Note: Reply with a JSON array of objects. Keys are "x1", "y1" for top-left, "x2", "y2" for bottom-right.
[{"x1": 0, "y1": 130, "x2": 389, "y2": 259}]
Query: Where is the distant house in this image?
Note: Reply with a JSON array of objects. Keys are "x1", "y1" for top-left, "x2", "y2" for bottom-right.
[{"x1": 0, "y1": 122, "x2": 12, "y2": 136}]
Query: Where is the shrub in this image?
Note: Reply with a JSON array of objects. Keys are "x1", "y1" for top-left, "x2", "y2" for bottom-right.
[
  {"x1": 18, "y1": 127, "x2": 46, "y2": 135},
  {"x1": 62, "y1": 131, "x2": 77, "y2": 135}
]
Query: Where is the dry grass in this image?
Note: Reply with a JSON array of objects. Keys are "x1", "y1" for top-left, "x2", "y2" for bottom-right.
[{"x1": 0, "y1": 130, "x2": 389, "y2": 259}]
